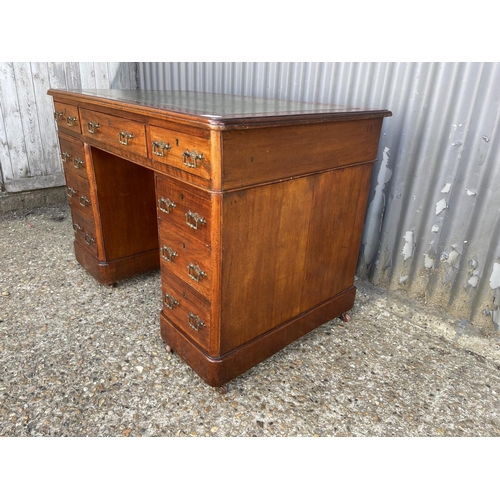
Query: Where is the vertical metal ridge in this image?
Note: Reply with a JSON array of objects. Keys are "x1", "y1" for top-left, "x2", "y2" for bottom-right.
[
  {"x1": 369, "y1": 63, "x2": 420, "y2": 284},
  {"x1": 403, "y1": 63, "x2": 466, "y2": 287}
]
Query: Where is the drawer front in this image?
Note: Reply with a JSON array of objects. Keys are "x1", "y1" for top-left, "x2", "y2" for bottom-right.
[
  {"x1": 150, "y1": 125, "x2": 211, "y2": 180},
  {"x1": 155, "y1": 175, "x2": 211, "y2": 246},
  {"x1": 70, "y1": 209, "x2": 98, "y2": 258},
  {"x1": 64, "y1": 167, "x2": 93, "y2": 219},
  {"x1": 59, "y1": 135, "x2": 88, "y2": 179},
  {"x1": 221, "y1": 118, "x2": 384, "y2": 189},
  {"x1": 53, "y1": 101, "x2": 81, "y2": 133},
  {"x1": 158, "y1": 217, "x2": 211, "y2": 297},
  {"x1": 80, "y1": 108, "x2": 147, "y2": 156},
  {"x1": 162, "y1": 271, "x2": 211, "y2": 351}
]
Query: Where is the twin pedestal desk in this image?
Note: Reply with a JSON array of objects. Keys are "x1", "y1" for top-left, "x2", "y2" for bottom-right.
[{"x1": 48, "y1": 89, "x2": 391, "y2": 389}]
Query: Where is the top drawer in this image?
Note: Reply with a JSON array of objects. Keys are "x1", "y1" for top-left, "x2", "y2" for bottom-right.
[
  {"x1": 150, "y1": 125, "x2": 211, "y2": 180},
  {"x1": 80, "y1": 108, "x2": 147, "y2": 157},
  {"x1": 54, "y1": 101, "x2": 81, "y2": 133}
]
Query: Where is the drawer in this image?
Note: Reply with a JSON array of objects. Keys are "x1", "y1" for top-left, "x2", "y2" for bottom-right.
[
  {"x1": 155, "y1": 175, "x2": 211, "y2": 246},
  {"x1": 59, "y1": 135, "x2": 88, "y2": 179},
  {"x1": 158, "y1": 217, "x2": 211, "y2": 297},
  {"x1": 70, "y1": 209, "x2": 98, "y2": 259},
  {"x1": 221, "y1": 118, "x2": 384, "y2": 189},
  {"x1": 53, "y1": 101, "x2": 81, "y2": 133},
  {"x1": 80, "y1": 108, "x2": 147, "y2": 157},
  {"x1": 63, "y1": 167, "x2": 93, "y2": 220},
  {"x1": 150, "y1": 125, "x2": 211, "y2": 180},
  {"x1": 161, "y1": 271, "x2": 211, "y2": 352}
]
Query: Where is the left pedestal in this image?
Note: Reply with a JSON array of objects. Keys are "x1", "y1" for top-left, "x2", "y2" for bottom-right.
[{"x1": 57, "y1": 130, "x2": 160, "y2": 285}]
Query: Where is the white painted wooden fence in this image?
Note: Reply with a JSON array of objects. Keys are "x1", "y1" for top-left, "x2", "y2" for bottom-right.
[{"x1": 0, "y1": 62, "x2": 137, "y2": 193}]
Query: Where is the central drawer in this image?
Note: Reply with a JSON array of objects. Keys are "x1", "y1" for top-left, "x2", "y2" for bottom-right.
[{"x1": 80, "y1": 108, "x2": 147, "y2": 156}]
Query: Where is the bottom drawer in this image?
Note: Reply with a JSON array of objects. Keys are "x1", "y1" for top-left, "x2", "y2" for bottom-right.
[
  {"x1": 70, "y1": 209, "x2": 98, "y2": 259},
  {"x1": 161, "y1": 271, "x2": 211, "y2": 352}
]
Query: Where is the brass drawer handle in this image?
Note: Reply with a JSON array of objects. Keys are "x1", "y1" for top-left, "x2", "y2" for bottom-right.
[
  {"x1": 67, "y1": 186, "x2": 77, "y2": 198},
  {"x1": 66, "y1": 116, "x2": 77, "y2": 127},
  {"x1": 187, "y1": 263, "x2": 207, "y2": 282},
  {"x1": 79, "y1": 196, "x2": 90, "y2": 207},
  {"x1": 188, "y1": 312, "x2": 205, "y2": 331},
  {"x1": 61, "y1": 152, "x2": 71, "y2": 163},
  {"x1": 73, "y1": 158, "x2": 84, "y2": 169},
  {"x1": 185, "y1": 210, "x2": 206, "y2": 230},
  {"x1": 54, "y1": 111, "x2": 63, "y2": 122},
  {"x1": 87, "y1": 121, "x2": 100, "y2": 134},
  {"x1": 84, "y1": 233, "x2": 95, "y2": 246},
  {"x1": 161, "y1": 245, "x2": 178, "y2": 262},
  {"x1": 73, "y1": 223, "x2": 82, "y2": 233},
  {"x1": 182, "y1": 149, "x2": 204, "y2": 168},
  {"x1": 152, "y1": 140, "x2": 171, "y2": 157},
  {"x1": 118, "y1": 131, "x2": 134, "y2": 145},
  {"x1": 163, "y1": 293, "x2": 179, "y2": 310},
  {"x1": 158, "y1": 197, "x2": 176, "y2": 214}
]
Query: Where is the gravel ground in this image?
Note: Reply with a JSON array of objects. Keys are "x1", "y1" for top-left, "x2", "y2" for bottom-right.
[{"x1": 1, "y1": 203, "x2": 500, "y2": 437}]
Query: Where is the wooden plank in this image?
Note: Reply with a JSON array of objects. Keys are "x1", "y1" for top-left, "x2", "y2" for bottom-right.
[
  {"x1": 0, "y1": 63, "x2": 29, "y2": 184},
  {"x1": 94, "y1": 62, "x2": 110, "y2": 88},
  {"x1": 64, "y1": 62, "x2": 82, "y2": 90},
  {"x1": 5, "y1": 173, "x2": 66, "y2": 192},
  {"x1": 30, "y1": 62, "x2": 61, "y2": 177},
  {"x1": 0, "y1": 90, "x2": 13, "y2": 186},
  {"x1": 47, "y1": 62, "x2": 67, "y2": 89},
  {"x1": 0, "y1": 62, "x2": 137, "y2": 195},
  {"x1": 13, "y1": 62, "x2": 45, "y2": 178},
  {"x1": 79, "y1": 62, "x2": 97, "y2": 89}
]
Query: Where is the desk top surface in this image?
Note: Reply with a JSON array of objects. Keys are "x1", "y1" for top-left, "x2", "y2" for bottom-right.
[{"x1": 49, "y1": 89, "x2": 392, "y2": 127}]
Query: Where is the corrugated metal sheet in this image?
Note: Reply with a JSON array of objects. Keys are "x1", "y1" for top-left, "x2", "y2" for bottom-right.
[
  {"x1": 0, "y1": 62, "x2": 137, "y2": 193},
  {"x1": 138, "y1": 62, "x2": 500, "y2": 331}
]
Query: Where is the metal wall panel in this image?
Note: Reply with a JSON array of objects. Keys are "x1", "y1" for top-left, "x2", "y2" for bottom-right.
[
  {"x1": 0, "y1": 62, "x2": 138, "y2": 193},
  {"x1": 138, "y1": 62, "x2": 500, "y2": 331}
]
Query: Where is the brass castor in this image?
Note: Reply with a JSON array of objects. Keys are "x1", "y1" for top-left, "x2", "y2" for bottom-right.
[
  {"x1": 165, "y1": 344, "x2": 173, "y2": 353},
  {"x1": 217, "y1": 385, "x2": 228, "y2": 395},
  {"x1": 339, "y1": 312, "x2": 351, "y2": 323}
]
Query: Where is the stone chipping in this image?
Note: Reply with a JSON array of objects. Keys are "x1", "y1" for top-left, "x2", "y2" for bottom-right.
[{"x1": 1, "y1": 203, "x2": 500, "y2": 437}]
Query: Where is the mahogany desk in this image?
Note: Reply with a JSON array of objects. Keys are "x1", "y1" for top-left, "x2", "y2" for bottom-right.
[{"x1": 47, "y1": 89, "x2": 391, "y2": 388}]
